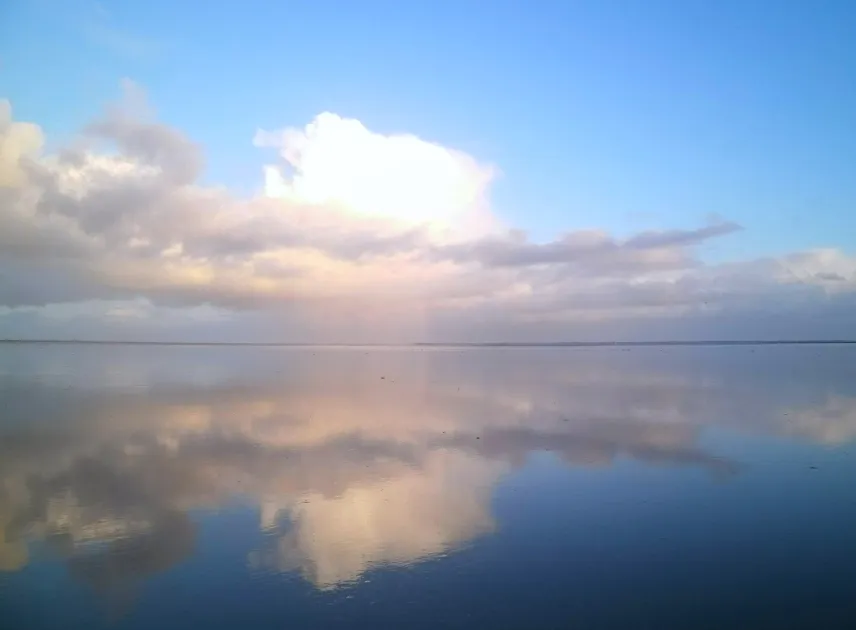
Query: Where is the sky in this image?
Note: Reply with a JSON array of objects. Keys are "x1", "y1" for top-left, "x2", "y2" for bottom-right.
[{"x1": 1, "y1": 0, "x2": 855, "y2": 342}]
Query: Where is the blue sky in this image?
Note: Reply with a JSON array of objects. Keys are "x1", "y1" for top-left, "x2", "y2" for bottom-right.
[
  {"x1": 1, "y1": 0, "x2": 856, "y2": 341},
  {"x1": 5, "y1": 0, "x2": 855, "y2": 256}
]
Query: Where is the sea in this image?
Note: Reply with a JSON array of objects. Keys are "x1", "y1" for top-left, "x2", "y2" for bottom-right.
[{"x1": 2, "y1": 342, "x2": 856, "y2": 629}]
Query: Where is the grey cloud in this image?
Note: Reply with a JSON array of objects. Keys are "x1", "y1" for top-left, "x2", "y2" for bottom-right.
[
  {"x1": 84, "y1": 112, "x2": 203, "y2": 186},
  {"x1": 815, "y1": 271, "x2": 845, "y2": 282},
  {"x1": 29, "y1": 165, "x2": 166, "y2": 240},
  {"x1": 432, "y1": 226, "x2": 712, "y2": 272},
  {"x1": 0, "y1": 190, "x2": 94, "y2": 262},
  {"x1": 1, "y1": 88, "x2": 855, "y2": 340},
  {"x1": 0, "y1": 261, "x2": 121, "y2": 309},
  {"x1": 441, "y1": 221, "x2": 740, "y2": 269},
  {"x1": 624, "y1": 221, "x2": 742, "y2": 249},
  {"x1": 12, "y1": 102, "x2": 421, "y2": 265}
]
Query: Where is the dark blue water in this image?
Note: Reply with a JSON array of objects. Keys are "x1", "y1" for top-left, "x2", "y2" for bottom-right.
[{"x1": 2, "y1": 343, "x2": 856, "y2": 629}]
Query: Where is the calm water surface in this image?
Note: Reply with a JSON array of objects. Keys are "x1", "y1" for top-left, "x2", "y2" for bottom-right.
[{"x1": 2, "y1": 344, "x2": 856, "y2": 629}]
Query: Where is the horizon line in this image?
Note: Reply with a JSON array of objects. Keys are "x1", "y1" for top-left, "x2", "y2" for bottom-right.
[{"x1": 2, "y1": 339, "x2": 856, "y2": 348}]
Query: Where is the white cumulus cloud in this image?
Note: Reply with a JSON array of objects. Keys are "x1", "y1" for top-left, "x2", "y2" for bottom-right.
[{"x1": 1, "y1": 82, "x2": 855, "y2": 341}]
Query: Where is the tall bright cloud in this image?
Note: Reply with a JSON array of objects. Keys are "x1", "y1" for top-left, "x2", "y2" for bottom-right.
[
  {"x1": 1, "y1": 82, "x2": 856, "y2": 341},
  {"x1": 255, "y1": 112, "x2": 496, "y2": 237}
]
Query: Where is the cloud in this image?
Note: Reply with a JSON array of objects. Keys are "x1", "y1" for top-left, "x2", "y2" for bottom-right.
[
  {"x1": 254, "y1": 113, "x2": 497, "y2": 236},
  {"x1": 623, "y1": 222, "x2": 742, "y2": 249},
  {"x1": 255, "y1": 450, "x2": 501, "y2": 588},
  {"x1": 439, "y1": 424, "x2": 738, "y2": 476},
  {"x1": 1, "y1": 83, "x2": 856, "y2": 340},
  {"x1": 0, "y1": 101, "x2": 44, "y2": 188},
  {"x1": 783, "y1": 396, "x2": 856, "y2": 445}
]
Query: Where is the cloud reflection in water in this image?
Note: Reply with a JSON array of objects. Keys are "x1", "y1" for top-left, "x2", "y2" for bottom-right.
[{"x1": 1, "y1": 345, "x2": 855, "y2": 597}]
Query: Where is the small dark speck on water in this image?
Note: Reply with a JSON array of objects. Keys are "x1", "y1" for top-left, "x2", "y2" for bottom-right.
[
  {"x1": 810, "y1": 466, "x2": 819, "y2": 470},
  {"x1": 381, "y1": 376, "x2": 385, "y2": 380}
]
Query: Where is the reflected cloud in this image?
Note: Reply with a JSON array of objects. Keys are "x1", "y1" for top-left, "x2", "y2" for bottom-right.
[
  {"x1": 253, "y1": 450, "x2": 501, "y2": 588},
  {"x1": 440, "y1": 424, "x2": 739, "y2": 476},
  {"x1": 1, "y1": 345, "x2": 855, "y2": 596},
  {"x1": 783, "y1": 396, "x2": 856, "y2": 445}
]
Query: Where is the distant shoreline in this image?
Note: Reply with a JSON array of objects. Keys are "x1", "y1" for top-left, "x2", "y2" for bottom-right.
[{"x1": 1, "y1": 339, "x2": 855, "y2": 348}]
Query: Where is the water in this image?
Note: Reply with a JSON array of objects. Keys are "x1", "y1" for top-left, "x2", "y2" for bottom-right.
[{"x1": 1, "y1": 343, "x2": 856, "y2": 629}]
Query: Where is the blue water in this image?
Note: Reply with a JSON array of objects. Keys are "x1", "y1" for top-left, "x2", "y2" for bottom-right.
[{"x1": 2, "y1": 343, "x2": 856, "y2": 629}]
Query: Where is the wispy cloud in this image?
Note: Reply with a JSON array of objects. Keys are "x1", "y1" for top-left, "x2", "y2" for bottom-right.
[{"x1": 81, "y1": 3, "x2": 165, "y2": 61}]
